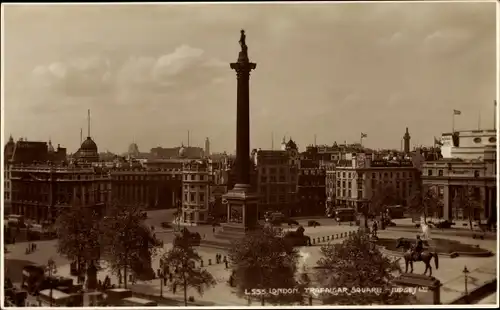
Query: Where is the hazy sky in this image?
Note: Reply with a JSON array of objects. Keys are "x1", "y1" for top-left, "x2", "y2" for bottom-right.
[{"x1": 2, "y1": 2, "x2": 497, "y2": 154}]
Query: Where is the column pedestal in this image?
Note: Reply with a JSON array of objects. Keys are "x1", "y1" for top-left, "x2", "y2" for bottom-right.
[{"x1": 201, "y1": 184, "x2": 260, "y2": 249}]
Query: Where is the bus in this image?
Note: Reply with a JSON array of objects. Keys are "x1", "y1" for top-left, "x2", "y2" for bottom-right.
[
  {"x1": 333, "y1": 208, "x2": 357, "y2": 222},
  {"x1": 386, "y1": 205, "x2": 405, "y2": 219},
  {"x1": 121, "y1": 297, "x2": 158, "y2": 306}
]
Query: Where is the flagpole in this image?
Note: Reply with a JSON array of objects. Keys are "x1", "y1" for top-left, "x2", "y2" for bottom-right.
[
  {"x1": 452, "y1": 111, "x2": 455, "y2": 133},
  {"x1": 494, "y1": 100, "x2": 497, "y2": 130}
]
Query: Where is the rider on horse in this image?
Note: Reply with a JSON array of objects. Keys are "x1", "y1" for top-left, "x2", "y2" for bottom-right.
[{"x1": 413, "y1": 235, "x2": 424, "y2": 261}]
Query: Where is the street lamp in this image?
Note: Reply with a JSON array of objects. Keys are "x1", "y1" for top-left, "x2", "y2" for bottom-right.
[{"x1": 462, "y1": 266, "x2": 469, "y2": 303}]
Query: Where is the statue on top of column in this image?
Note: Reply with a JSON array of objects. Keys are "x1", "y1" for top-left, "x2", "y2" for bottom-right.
[{"x1": 239, "y1": 29, "x2": 247, "y2": 53}]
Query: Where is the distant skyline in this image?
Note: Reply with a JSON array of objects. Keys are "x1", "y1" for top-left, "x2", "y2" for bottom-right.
[{"x1": 2, "y1": 3, "x2": 497, "y2": 154}]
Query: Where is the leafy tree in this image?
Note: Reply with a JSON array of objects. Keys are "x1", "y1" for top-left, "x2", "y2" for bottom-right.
[
  {"x1": 316, "y1": 230, "x2": 416, "y2": 305},
  {"x1": 370, "y1": 182, "x2": 398, "y2": 226},
  {"x1": 100, "y1": 203, "x2": 158, "y2": 288},
  {"x1": 160, "y1": 230, "x2": 216, "y2": 306},
  {"x1": 55, "y1": 206, "x2": 101, "y2": 276},
  {"x1": 228, "y1": 226, "x2": 302, "y2": 305},
  {"x1": 408, "y1": 186, "x2": 441, "y2": 223},
  {"x1": 453, "y1": 186, "x2": 481, "y2": 230}
]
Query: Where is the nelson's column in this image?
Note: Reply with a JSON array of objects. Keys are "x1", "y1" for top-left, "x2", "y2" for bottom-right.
[{"x1": 208, "y1": 30, "x2": 260, "y2": 246}]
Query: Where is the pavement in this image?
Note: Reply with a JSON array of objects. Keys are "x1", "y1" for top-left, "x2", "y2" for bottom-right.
[
  {"x1": 477, "y1": 291, "x2": 498, "y2": 305},
  {"x1": 4, "y1": 217, "x2": 498, "y2": 306}
]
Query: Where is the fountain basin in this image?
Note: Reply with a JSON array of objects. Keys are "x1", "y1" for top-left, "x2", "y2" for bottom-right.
[{"x1": 373, "y1": 238, "x2": 493, "y2": 258}]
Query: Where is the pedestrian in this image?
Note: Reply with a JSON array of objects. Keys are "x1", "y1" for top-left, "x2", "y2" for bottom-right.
[
  {"x1": 173, "y1": 283, "x2": 177, "y2": 294},
  {"x1": 212, "y1": 227, "x2": 215, "y2": 234},
  {"x1": 163, "y1": 277, "x2": 167, "y2": 286},
  {"x1": 225, "y1": 260, "x2": 228, "y2": 269}
]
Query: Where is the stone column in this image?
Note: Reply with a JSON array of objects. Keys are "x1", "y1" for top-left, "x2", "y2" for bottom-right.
[
  {"x1": 480, "y1": 186, "x2": 487, "y2": 220},
  {"x1": 442, "y1": 185, "x2": 450, "y2": 221}
]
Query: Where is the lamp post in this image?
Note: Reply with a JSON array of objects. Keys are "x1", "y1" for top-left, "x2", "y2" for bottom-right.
[
  {"x1": 462, "y1": 266, "x2": 469, "y2": 303},
  {"x1": 176, "y1": 199, "x2": 182, "y2": 231},
  {"x1": 45, "y1": 258, "x2": 57, "y2": 307}
]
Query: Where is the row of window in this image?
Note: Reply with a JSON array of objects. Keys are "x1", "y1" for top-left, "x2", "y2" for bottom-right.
[
  {"x1": 183, "y1": 192, "x2": 207, "y2": 204},
  {"x1": 260, "y1": 175, "x2": 296, "y2": 183},
  {"x1": 114, "y1": 175, "x2": 182, "y2": 181},
  {"x1": 259, "y1": 167, "x2": 297, "y2": 175},
  {"x1": 336, "y1": 171, "x2": 412, "y2": 179},
  {"x1": 427, "y1": 169, "x2": 481, "y2": 177}
]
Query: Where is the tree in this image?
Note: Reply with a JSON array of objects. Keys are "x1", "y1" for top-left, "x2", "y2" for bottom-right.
[
  {"x1": 408, "y1": 186, "x2": 441, "y2": 223},
  {"x1": 453, "y1": 186, "x2": 481, "y2": 230},
  {"x1": 100, "y1": 203, "x2": 158, "y2": 288},
  {"x1": 316, "y1": 231, "x2": 416, "y2": 305},
  {"x1": 160, "y1": 230, "x2": 216, "y2": 306},
  {"x1": 370, "y1": 183, "x2": 398, "y2": 227},
  {"x1": 55, "y1": 206, "x2": 101, "y2": 277},
  {"x1": 228, "y1": 226, "x2": 302, "y2": 306}
]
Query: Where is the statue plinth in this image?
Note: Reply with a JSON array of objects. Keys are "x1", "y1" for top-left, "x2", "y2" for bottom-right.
[{"x1": 200, "y1": 184, "x2": 260, "y2": 249}]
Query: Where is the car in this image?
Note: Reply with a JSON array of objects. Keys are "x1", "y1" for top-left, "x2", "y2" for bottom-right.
[
  {"x1": 286, "y1": 219, "x2": 299, "y2": 226},
  {"x1": 307, "y1": 220, "x2": 320, "y2": 227},
  {"x1": 160, "y1": 222, "x2": 171, "y2": 229},
  {"x1": 436, "y1": 220, "x2": 454, "y2": 229}
]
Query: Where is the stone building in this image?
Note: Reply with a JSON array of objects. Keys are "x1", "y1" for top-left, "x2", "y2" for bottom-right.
[
  {"x1": 110, "y1": 159, "x2": 184, "y2": 210},
  {"x1": 181, "y1": 159, "x2": 211, "y2": 224},
  {"x1": 422, "y1": 129, "x2": 496, "y2": 222},
  {"x1": 255, "y1": 139, "x2": 299, "y2": 218},
  {"x1": 335, "y1": 153, "x2": 420, "y2": 213},
  {"x1": 296, "y1": 145, "x2": 326, "y2": 217}
]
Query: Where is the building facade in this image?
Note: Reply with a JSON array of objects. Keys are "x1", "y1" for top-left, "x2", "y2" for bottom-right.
[
  {"x1": 335, "y1": 153, "x2": 419, "y2": 213},
  {"x1": 255, "y1": 140, "x2": 299, "y2": 218},
  {"x1": 110, "y1": 159, "x2": 184, "y2": 210},
  {"x1": 181, "y1": 159, "x2": 211, "y2": 224},
  {"x1": 8, "y1": 164, "x2": 110, "y2": 223},
  {"x1": 422, "y1": 129, "x2": 497, "y2": 222},
  {"x1": 296, "y1": 146, "x2": 326, "y2": 217},
  {"x1": 325, "y1": 163, "x2": 337, "y2": 215}
]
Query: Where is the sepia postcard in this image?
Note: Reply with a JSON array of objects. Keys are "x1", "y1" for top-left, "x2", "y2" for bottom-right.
[{"x1": 1, "y1": 1, "x2": 498, "y2": 308}]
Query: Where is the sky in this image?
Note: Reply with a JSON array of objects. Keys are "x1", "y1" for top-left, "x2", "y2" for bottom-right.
[{"x1": 2, "y1": 2, "x2": 497, "y2": 154}]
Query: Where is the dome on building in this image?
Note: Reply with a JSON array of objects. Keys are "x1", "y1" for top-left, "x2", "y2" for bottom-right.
[
  {"x1": 81, "y1": 137, "x2": 98, "y2": 152},
  {"x1": 47, "y1": 140, "x2": 55, "y2": 153},
  {"x1": 179, "y1": 144, "x2": 186, "y2": 157},
  {"x1": 77, "y1": 136, "x2": 99, "y2": 163}
]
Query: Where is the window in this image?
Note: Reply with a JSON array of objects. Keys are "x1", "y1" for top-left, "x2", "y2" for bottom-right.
[
  {"x1": 474, "y1": 170, "x2": 480, "y2": 178},
  {"x1": 396, "y1": 172, "x2": 400, "y2": 179},
  {"x1": 372, "y1": 173, "x2": 376, "y2": 179},
  {"x1": 428, "y1": 170, "x2": 433, "y2": 176},
  {"x1": 199, "y1": 193, "x2": 205, "y2": 202},
  {"x1": 342, "y1": 172, "x2": 346, "y2": 178},
  {"x1": 438, "y1": 170, "x2": 444, "y2": 177},
  {"x1": 190, "y1": 193, "x2": 195, "y2": 202},
  {"x1": 342, "y1": 181, "x2": 346, "y2": 188},
  {"x1": 358, "y1": 190, "x2": 363, "y2": 198},
  {"x1": 348, "y1": 190, "x2": 352, "y2": 197}
]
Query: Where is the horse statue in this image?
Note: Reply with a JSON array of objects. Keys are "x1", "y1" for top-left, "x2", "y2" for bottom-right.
[{"x1": 395, "y1": 238, "x2": 439, "y2": 276}]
